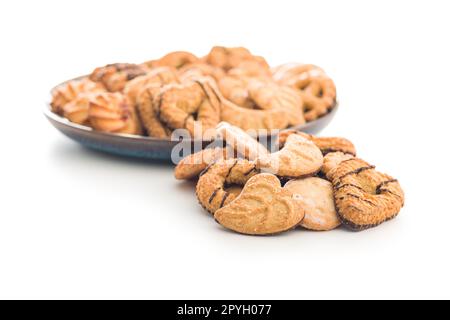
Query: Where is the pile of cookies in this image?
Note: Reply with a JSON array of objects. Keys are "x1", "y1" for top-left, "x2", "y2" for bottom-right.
[
  {"x1": 50, "y1": 46, "x2": 336, "y2": 138},
  {"x1": 175, "y1": 123, "x2": 404, "y2": 235}
]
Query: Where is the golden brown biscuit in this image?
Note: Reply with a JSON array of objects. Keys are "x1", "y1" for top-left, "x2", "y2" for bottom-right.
[
  {"x1": 321, "y1": 152, "x2": 355, "y2": 176},
  {"x1": 159, "y1": 78, "x2": 221, "y2": 139},
  {"x1": 62, "y1": 94, "x2": 92, "y2": 125},
  {"x1": 220, "y1": 98, "x2": 290, "y2": 131},
  {"x1": 136, "y1": 85, "x2": 173, "y2": 138},
  {"x1": 88, "y1": 92, "x2": 142, "y2": 135},
  {"x1": 278, "y1": 130, "x2": 356, "y2": 156},
  {"x1": 174, "y1": 147, "x2": 230, "y2": 180},
  {"x1": 247, "y1": 80, "x2": 305, "y2": 126},
  {"x1": 273, "y1": 63, "x2": 336, "y2": 121},
  {"x1": 146, "y1": 51, "x2": 199, "y2": 69},
  {"x1": 124, "y1": 67, "x2": 179, "y2": 107},
  {"x1": 214, "y1": 173, "x2": 305, "y2": 235},
  {"x1": 284, "y1": 177, "x2": 340, "y2": 231},
  {"x1": 327, "y1": 157, "x2": 405, "y2": 231},
  {"x1": 205, "y1": 46, "x2": 268, "y2": 71},
  {"x1": 216, "y1": 122, "x2": 269, "y2": 160},
  {"x1": 218, "y1": 76, "x2": 304, "y2": 127},
  {"x1": 90, "y1": 63, "x2": 148, "y2": 92},
  {"x1": 272, "y1": 63, "x2": 323, "y2": 82},
  {"x1": 227, "y1": 59, "x2": 272, "y2": 78},
  {"x1": 51, "y1": 78, "x2": 104, "y2": 115},
  {"x1": 256, "y1": 133, "x2": 323, "y2": 178},
  {"x1": 196, "y1": 159, "x2": 259, "y2": 214},
  {"x1": 178, "y1": 62, "x2": 225, "y2": 82}
]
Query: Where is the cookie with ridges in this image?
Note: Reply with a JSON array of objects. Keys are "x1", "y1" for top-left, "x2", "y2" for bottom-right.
[
  {"x1": 196, "y1": 159, "x2": 259, "y2": 214},
  {"x1": 256, "y1": 133, "x2": 323, "y2": 178},
  {"x1": 284, "y1": 177, "x2": 340, "y2": 231},
  {"x1": 327, "y1": 157, "x2": 405, "y2": 231},
  {"x1": 214, "y1": 173, "x2": 305, "y2": 235},
  {"x1": 62, "y1": 94, "x2": 92, "y2": 125},
  {"x1": 51, "y1": 78, "x2": 104, "y2": 115},
  {"x1": 88, "y1": 92, "x2": 142, "y2": 135}
]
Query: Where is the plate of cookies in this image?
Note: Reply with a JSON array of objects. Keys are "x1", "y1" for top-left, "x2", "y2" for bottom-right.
[{"x1": 46, "y1": 46, "x2": 338, "y2": 160}]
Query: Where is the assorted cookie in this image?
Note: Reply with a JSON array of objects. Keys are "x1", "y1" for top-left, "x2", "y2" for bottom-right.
[
  {"x1": 49, "y1": 46, "x2": 404, "y2": 236},
  {"x1": 50, "y1": 46, "x2": 337, "y2": 137},
  {"x1": 176, "y1": 123, "x2": 404, "y2": 236}
]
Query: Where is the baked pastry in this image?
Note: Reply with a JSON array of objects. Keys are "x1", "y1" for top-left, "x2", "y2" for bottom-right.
[
  {"x1": 88, "y1": 92, "x2": 142, "y2": 135},
  {"x1": 196, "y1": 159, "x2": 259, "y2": 214},
  {"x1": 256, "y1": 133, "x2": 323, "y2": 177},
  {"x1": 62, "y1": 94, "x2": 91, "y2": 125},
  {"x1": 321, "y1": 152, "x2": 355, "y2": 176},
  {"x1": 284, "y1": 177, "x2": 340, "y2": 231},
  {"x1": 124, "y1": 67, "x2": 179, "y2": 107},
  {"x1": 227, "y1": 60, "x2": 272, "y2": 78},
  {"x1": 174, "y1": 147, "x2": 229, "y2": 180},
  {"x1": 205, "y1": 46, "x2": 268, "y2": 71},
  {"x1": 90, "y1": 63, "x2": 148, "y2": 92},
  {"x1": 220, "y1": 98, "x2": 290, "y2": 131},
  {"x1": 136, "y1": 84, "x2": 175, "y2": 138},
  {"x1": 273, "y1": 63, "x2": 336, "y2": 121},
  {"x1": 216, "y1": 122, "x2": 269, "y2": 160},
  {"x1": 146, "y1": 51, "x2": 199, "y2": 69},
  {"x1": 214, "y1": 173, "x2": 305, "y2": 235},
  {"x1": 326, "y1": 156, "x2": 405, "y2": 230},
  {"x1": 51, "y1": 78, "x2": 104, "y2": 115},
  {"x1": 178, "y1": 62, "x2": 225, "y2": 82},
  {"x1": 278, "y1": 130, "x2": 356, "y2": 156},
  {"x1": 159, "y1": 78, "x2": 221, "y2": 139}
]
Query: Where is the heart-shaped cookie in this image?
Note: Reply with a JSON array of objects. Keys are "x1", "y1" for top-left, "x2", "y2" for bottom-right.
[
  {"x1": 256, "y1": 133, "x2": 323, "y2": 177},
  {"x1": 214, "y1": 173, "x2": 305, "y2": 235}
]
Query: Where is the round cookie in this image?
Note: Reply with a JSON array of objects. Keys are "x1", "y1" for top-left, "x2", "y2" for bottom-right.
[
  {"x1": 284, "y1": 177, "x2": 340, "y2": 231},
  {"x1": 327, "y1": 157, "x2": 405, "y2": 231}
]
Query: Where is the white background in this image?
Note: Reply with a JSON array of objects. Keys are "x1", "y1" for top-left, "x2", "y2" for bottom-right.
[{"x1": 0, "y1": 0, "x2": 449, "y2": 299}]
